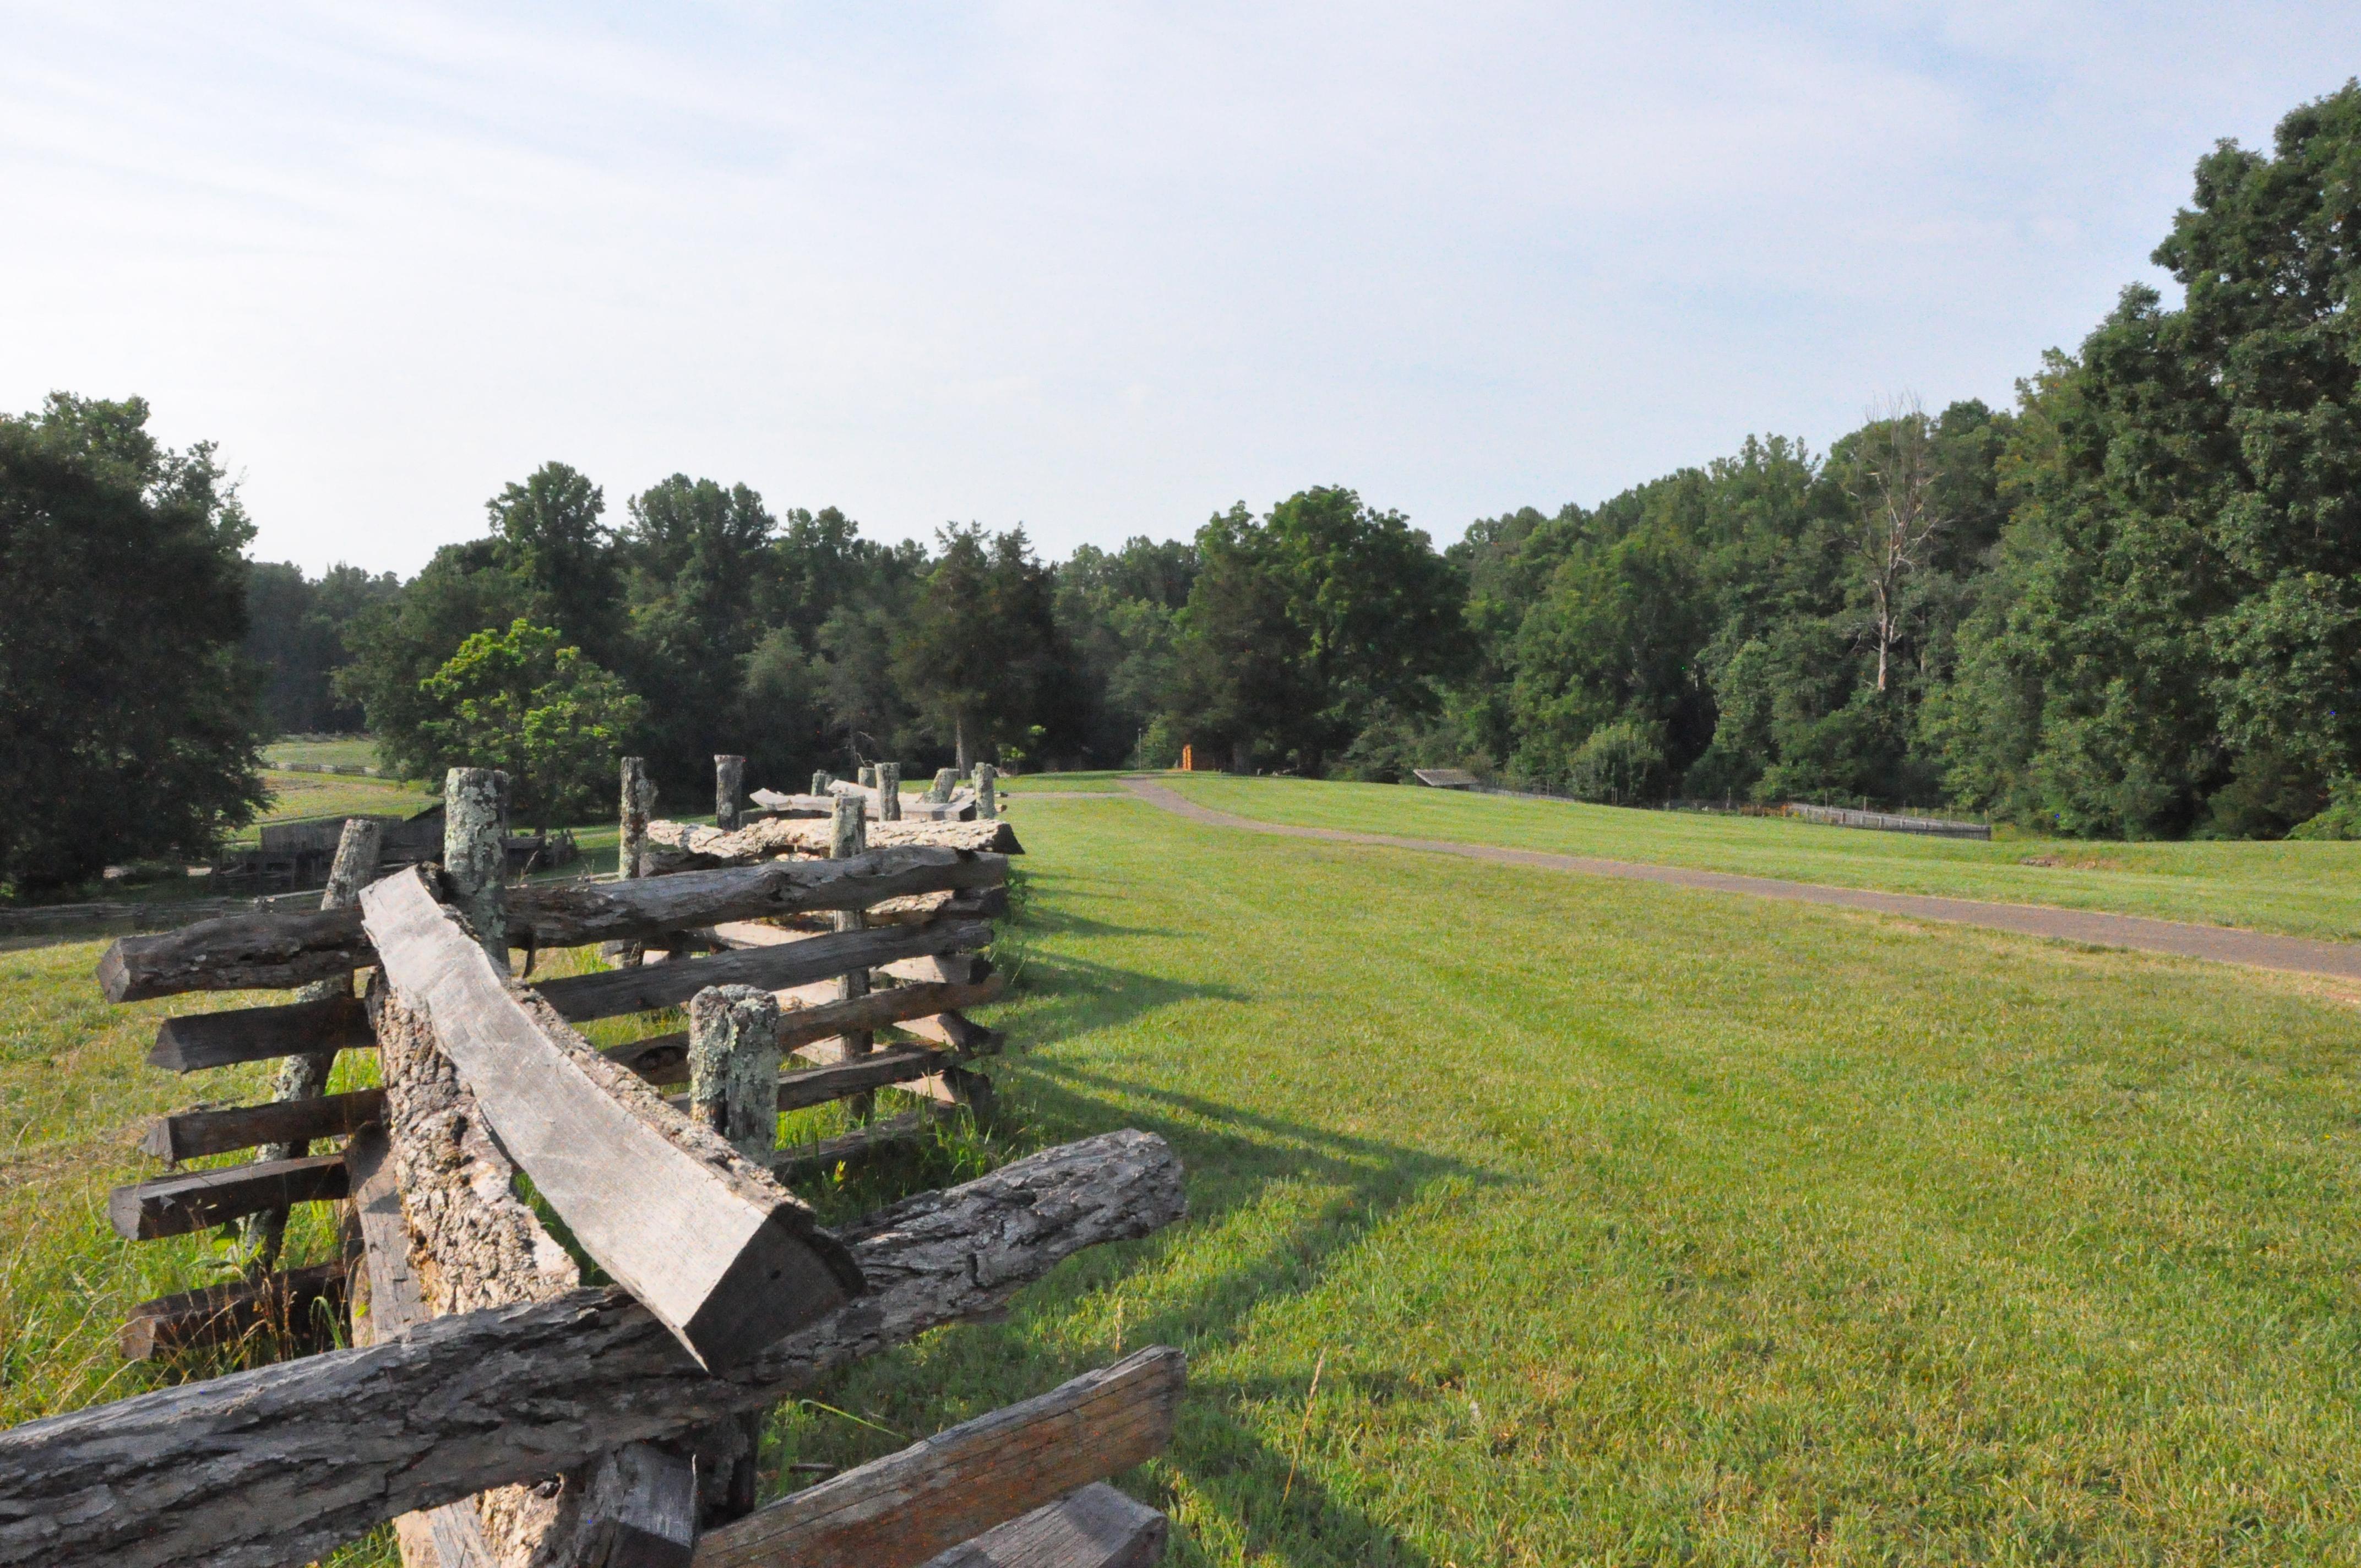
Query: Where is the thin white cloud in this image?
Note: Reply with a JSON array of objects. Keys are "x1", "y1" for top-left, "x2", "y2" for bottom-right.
[{"x1": 0, "y1": 1, "x2": 2348, "y2": 571}]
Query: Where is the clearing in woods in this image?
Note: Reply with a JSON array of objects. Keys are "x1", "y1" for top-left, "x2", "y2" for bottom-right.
[{"x1": 11, "y1": 790, "x2": 2361, "y2": 1561}]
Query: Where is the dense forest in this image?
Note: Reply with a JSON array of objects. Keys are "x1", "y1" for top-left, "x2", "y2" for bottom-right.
[{"x1": 7, "y1": 84, "x2": 2357, "y2": 890}]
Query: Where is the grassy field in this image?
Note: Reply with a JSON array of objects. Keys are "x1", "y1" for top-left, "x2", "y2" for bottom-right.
[
  {"x1": 995, "y1": 770, "x2": 1130, "y2": 793},
  {"x1": 240, "y1": 769, "x2": 434, "y2": 840},
  {"x1": 16, "y1": 793, "x2": 2361, "y2": 1562},
  {"x1": 1157, "y1": 774, "x2": 2361, "y2": 943},
  {"x1": 262, "y1": 738, "x2": 382, "y2": 770}
]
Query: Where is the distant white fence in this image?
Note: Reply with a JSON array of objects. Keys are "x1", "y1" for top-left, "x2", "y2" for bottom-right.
[{"x1": 1786, "y1": 803, "x2": 1991, "y2": 840}]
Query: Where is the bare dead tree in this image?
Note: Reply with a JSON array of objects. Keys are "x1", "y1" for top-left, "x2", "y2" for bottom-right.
[{"x1": 1847, "y1": 395, "x2": 1945, "y2": 693}]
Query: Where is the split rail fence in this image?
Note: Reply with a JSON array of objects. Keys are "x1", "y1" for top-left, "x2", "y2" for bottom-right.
[{"x1": 0, "y1": 752, "x2": 1185, "y2": 1568}]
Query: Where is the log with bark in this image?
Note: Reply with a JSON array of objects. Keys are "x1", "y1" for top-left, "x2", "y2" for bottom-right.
[
  {"x1": 0, "y1": 1130, "x2": 1185, "y2": 1568},
  {"x1": 100, "y1": 849, "x2": 1009, "y2": 1003},
  {"x1": 692, "y1": 1346, "x2": 1184, "y2": 1568},
  {"x1": 645, "y1": 818, "x2": 1021, "y2": 873},
  {"x1": 361, "y1": 865, "x2": 863, "y2": 1370}
]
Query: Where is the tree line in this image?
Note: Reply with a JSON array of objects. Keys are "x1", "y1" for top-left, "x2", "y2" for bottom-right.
[{"x1": 6, "y1": 83, "x2": 2357, "y2": 892}]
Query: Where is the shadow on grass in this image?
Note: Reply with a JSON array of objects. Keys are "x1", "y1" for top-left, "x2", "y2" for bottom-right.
[{"x1": 786, "y1": 1057, "x2": 1496, "y2": 1565}]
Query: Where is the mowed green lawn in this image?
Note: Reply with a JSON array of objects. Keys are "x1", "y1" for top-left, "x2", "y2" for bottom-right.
[
  {"x1": 13, "y1": 795, "x2": 2361, "y2": 1562},
  {"x1": 798, "y1": 799, "x2": 2361, "y2": 1564},
  {"x1": 1156, "y1": 774, "x2": 2361, "y2": 943}
]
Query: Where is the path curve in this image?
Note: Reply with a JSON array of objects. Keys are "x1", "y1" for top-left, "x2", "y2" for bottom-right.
[{"x1": 1119, "y1": 778, "x2": 2361, "y2": 983}]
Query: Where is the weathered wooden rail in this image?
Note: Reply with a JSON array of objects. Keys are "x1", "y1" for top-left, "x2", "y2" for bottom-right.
[{"x1": 21, "y1": 753, "x2": 1185, "y2": 1567}]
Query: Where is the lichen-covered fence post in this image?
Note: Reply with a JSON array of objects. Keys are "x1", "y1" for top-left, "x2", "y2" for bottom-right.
[
  {"x1": 715, "y1": 754, "x2": 746, "y2": 833},
  {"x1": 973, "y1": 763, "x2": 997, "y2": 821},
  {"x1": 829, "y1": 792, "x2": 876, "y2": 1117},
  {"x1": 443, "y1": 767, "x2": 508, "y2": 972},
  {"x1": 687, "y1": 982, "x2": 782, "y2": 1520},
  {"x1": 241, "y1": 814, "x2": 384, "y2": 1275},
  {"x1": 929, "y1": 767, "x2": 958, "y2": 803},
  {"x1": 620, "y1": 756, "x2": 655, "y2": 881},
  {"x1": 878, "y1": 761, "x2": 902, "y2": 822}
]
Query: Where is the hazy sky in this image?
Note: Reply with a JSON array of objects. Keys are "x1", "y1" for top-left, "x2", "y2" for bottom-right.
[{"x1": 2, "y1": 4, "x2": 2351, "y2": 575}]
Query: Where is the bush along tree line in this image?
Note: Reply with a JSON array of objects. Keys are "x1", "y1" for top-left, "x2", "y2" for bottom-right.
[{"x1": 7, "y1": 83, "x2": 2360, "y2": 895}]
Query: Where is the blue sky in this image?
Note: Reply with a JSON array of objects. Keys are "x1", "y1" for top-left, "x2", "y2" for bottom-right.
[{"x1": 2, "y1": 3, "x2": 2351, "y2": 574}]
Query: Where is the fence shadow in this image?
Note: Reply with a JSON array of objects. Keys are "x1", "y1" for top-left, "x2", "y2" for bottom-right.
[{"x1": 801, "y1": 1059, "x2": 1502, "y2": 1566}]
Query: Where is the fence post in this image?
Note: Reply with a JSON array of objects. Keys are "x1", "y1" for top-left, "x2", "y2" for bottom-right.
[
  {"x1": 619, "y1": 756, "x2": 654, "y2": 881},
  {"x1": 811, "y1": 769, "x2": 831, "y2": 796},
  {"x1": 878, "y1": 761, "x2": 902, "y2": 822},
  {"x1": 858, "y1": 764, "x2": 878, "y2": 790},
  {"x1": 242, "y1": 814, "x2": 384, "y2": 1275},
  {"x1": 829, "y1": 793, "x2": 875, "y2": 1115},
  {"x1": 929, "y1": 767, "x2": 958, "y2": 803},
  {"x1": 974, "y1": 763, "x2": 997, "y2": 820},
  {"x1": 443, "y1": 767, "x2": 508, "y2": 973},
  {"x1": 716, "y1": 754, "x2": 746, "y2": 833},
  {"x1": 688, "y1": 985, "x2": 781, "y2": 1164}
]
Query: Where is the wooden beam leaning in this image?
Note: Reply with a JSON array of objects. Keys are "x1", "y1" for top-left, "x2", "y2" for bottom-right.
[
  {"x1": 916, "y1": 1484, "x2": 1165, "y2": 1568},
  {"x1": 537, "y1": 918, "x2": 993, "y2": 1026},
  {"x1": 0, "y1": 1130, "x2": 1186, "y2": 1568},
  {"x1": 692, "y1": 1346, "x2": 1185, "y2": 1568},
  {"x1": 100, "y1": 848, "x2": 1008, "y2": 1002},
  {"x1": 360, "y1": 865, "x2": 864, "y2": 1370},
  {"x1": 108, "y1": 1156, "x2": 349, "y2": 1240},
  {"x1": 142, "y1": 1088, "x2": 388, "y2": 1162}
]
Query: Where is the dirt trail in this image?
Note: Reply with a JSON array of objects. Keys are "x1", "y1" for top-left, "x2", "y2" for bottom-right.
[{"x1": 1119, "y1": 778, "x2": 2361, "y2": 983}]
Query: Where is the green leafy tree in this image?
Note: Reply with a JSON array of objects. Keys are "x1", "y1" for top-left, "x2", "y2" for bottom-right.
[
  {"x1": 419, "y1": 619, "x2": 642, "y2": 828},
  {"x1": 1171, "y1": 488, "x2": 1468, "y2": 774},
  {"x1": 893, "y1": 525, "x2": 1070, "y2": 770},
  {"x1": 0, "y1": 394, "x2": 267, "y2": 891},
  {"x1": 1937, "y1": 81, "x2": 2361, "y2": 836}
]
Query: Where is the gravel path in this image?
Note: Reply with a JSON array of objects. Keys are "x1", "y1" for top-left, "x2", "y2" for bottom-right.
[{"x1": 1120, "y1": 778, "x2": 2361, "y2": 983}]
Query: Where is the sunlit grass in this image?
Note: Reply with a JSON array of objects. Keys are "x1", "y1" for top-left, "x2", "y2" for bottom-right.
[{"x1": 1158, "y1": 774, "x2": 2361, "y2": 941}]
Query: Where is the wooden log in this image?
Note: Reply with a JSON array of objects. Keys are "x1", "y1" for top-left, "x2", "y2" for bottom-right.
[
  {"x1": 773, "y1": 1108, "x2": 950, "y2": 1183},
  {"x1": 689, "y1": 986, "x2": 781, "y2": 1163},
  {"x1": 102, "y1": 850, "x2": 1009, "y2": 1002},
  {"x1": 108, "y1": 1155, "x2": 350, "y2": 1240},
  {"x1": 579, "y1": 1444, "x2": 699, "y2": 1567},
  {"x1": 143, "y1": 1088, "x2": 388, "y2": 1163},
  {"x1": 716, "y1": 755, "x2": 746, "y2": 834},
  {"x1": 0, "y1": 1130, "x2": 1185, "y2": 1568},
  {"x1": 915, "y1": 1484, "x2": 1166, "y2": 1568},
  {"x1": 644, "y1": 817, "x2": 1021, "y2": 873},
  {"x1": 148, "y1": 995, "x2": 372, "y2": 1071},
  {"x1": 347, "y1": 1124, "x2": 507, "y2": 1568},
  {"x1": 692, "y1": 1347, "x2": 1185, "y2": 1568},
  {"x1": 537, "y1": 918, "x2": 993, "y2": 1026},
  {"x1": 774, "y1": 1046, "x2": 957, "y2": 1113},
  {"x1": 361, "y1": 865, "x2": 862, "y2": 1370},
  {"x1": 894, "y1": 1012, "x2": 1002, "y2": 1055},
  {"x1": 880, "y1": 953, "x2": 995, "y2": 988},
  {"x1": 118, "y1": 1262, "x2": 349, "y2": 1362}
]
